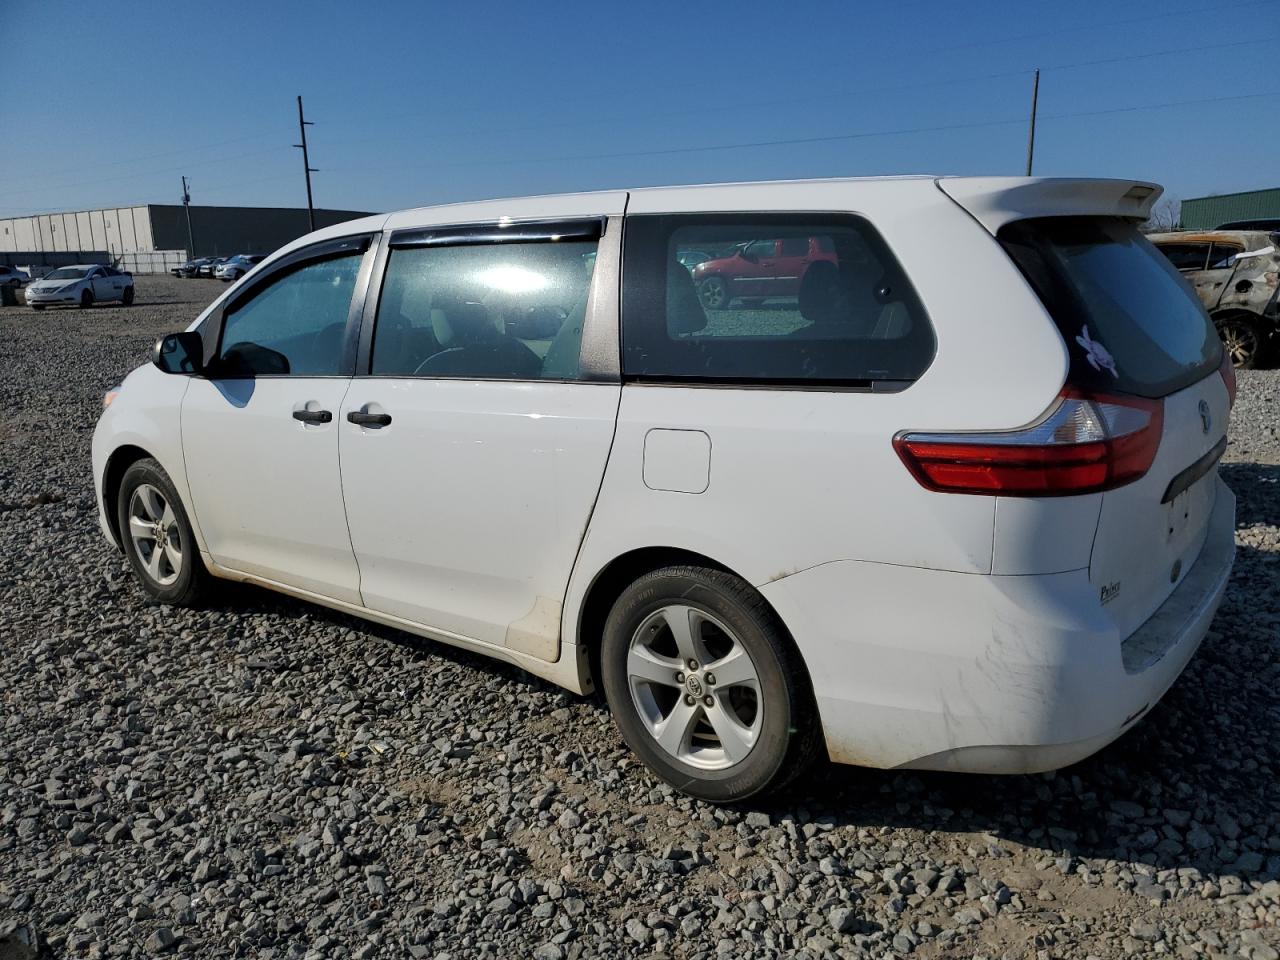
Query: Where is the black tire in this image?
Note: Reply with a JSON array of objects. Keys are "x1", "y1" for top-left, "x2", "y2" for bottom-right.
[
  {"x1": 31, "y1": 304, "x2": 44, "y2": 311},
  {"x1": 116, "y1": 458, "x2": 212, "y2": 607},
  {"x1": 79, "y1": 288, "x2": 93, "y2": 309},
  {"x1": 697, "y1": 275, "x2": 730, "y2": 311},
  {"x1": 601, "y1": 565, "x2": 821, "y2": 803},
  {"x1": 122, "y1": 286, "x2": 135, "y2": 306},
  {"x1": 1215, "y1": 314, "x2": 1265, "y2": 369}
]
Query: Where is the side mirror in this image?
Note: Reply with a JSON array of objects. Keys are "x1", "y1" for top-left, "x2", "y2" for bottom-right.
[{"x1": 153, "y1": 331, "x2": 205, "y2": 375}]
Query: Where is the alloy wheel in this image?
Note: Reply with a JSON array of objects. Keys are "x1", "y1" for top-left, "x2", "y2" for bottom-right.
[
  {"x1": 1219, "y1": 321, "x2": 1257, "y2": 368},
  {"x1": 626, "y1": 604, "x2": 763, "y2": 770},
  {"x1": 127, "y1": 483, "x2": 183, "y2": 586}
]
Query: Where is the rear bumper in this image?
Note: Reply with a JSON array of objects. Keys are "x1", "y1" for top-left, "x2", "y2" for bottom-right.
[{"x1": 760, "y1": 477, "x2": 1235, "y2": 773}]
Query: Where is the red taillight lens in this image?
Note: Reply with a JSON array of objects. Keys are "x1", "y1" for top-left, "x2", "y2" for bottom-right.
[
  {"x1": 894, "y1": 390, "x2": 1164, "y2": 496},
  {"x1": 1218, "y1": 349, "x2": 1237, "y2": 408}
]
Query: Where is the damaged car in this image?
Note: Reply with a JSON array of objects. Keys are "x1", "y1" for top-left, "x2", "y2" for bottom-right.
[{"x1": 1151, "y1": 230, "x2": 1280, "y2": 368}]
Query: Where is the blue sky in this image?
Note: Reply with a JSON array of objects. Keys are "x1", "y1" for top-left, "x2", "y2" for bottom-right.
[{"x1": 1, "y1": 0, "x2": 1276, "y2": 217}]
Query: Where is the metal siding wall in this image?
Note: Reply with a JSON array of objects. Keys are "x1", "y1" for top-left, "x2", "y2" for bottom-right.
[
  {"x1": 76, "y1": 212, "x2": 92, "y2": 251},
  {"x1": 134, "y1": 206, "x2": 154, "y2": 251},
  {"x1": 1181, "y1": 188, "x2": 1280, "y2": 229}
]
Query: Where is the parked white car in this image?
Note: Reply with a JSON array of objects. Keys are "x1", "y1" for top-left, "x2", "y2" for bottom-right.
[
  {"x1": 0, "y1": 265, "x2": 30, "y2": 287},
  {"x1": 26, "y1": 264, "x2": 134, "y2": 309},
  {"x1": 92, "y1": 177, "x2": 1236, "y2": 801},
  {"x1": 214, "y1": 254, "x2": 265, "y2": 282}
]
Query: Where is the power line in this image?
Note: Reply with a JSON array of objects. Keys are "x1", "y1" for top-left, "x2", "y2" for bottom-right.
[
  {"x1": 920, "y1": 0, "x2": 1278, "y2": 52},
  {"x1": 345, "y1": 91, "x2": 1270, "y2": 173}
]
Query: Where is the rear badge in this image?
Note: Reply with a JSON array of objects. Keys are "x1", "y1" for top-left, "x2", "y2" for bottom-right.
[
  {"x1": 1076, "y1": 325, "x2": 1119, "y2": 379},
  {"x1": 1198, "y1": 399, "x2": 1211, "y2": 435},
  {"x1": 1100, "y1": 581, "x2": 1122, "y2": 605}
]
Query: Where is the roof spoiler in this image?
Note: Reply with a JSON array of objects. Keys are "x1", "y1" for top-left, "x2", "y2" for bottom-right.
[{"x1": 936, "y1": 177, "x2": 1162, "y2": 235}]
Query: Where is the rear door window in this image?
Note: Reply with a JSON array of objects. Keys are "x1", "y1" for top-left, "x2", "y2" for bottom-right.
[
  {"x1": 370, "y1": 236, "x2": 598, "y2": 380},
  {"x1": 621, "y1": 213, "x2": 935, "y2": 387},
  {"x1": 1000, "y1": 218, "x2": 1221, "y2": 398},
  {"x1": 1155, "y1": 243, "x2": 1210, "y2": 272},
  {"x1": 1207, "y1": 243, "x2": 1242, "y2": 269}
]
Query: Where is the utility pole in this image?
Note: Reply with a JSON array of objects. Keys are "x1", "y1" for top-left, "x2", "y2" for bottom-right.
[
  {"x1": 181, "y1": 175, "x2": 196, "y2": 257},
  {"x1": 294, "y1": 95, "x2": 317, "y2": 232},
  {"x1": 1025, "y1": 69, "x2": 1040, "y2": 177}
]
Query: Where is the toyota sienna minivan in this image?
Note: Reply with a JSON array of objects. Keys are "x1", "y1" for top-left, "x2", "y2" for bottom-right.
[{"x1": 93, "y1": 177, "x2": 1236, "y2": 801}]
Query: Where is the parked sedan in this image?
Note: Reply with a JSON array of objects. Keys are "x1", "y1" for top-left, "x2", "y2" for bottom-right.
[
  {"x1": 26, "y1": 264, "x2": 134, "y2": 310},
  {"x1": 214, "y1": 254, "x2": 265, "y2": 282},
  {"x1": 173, "y1": 257, "x2": 216, "y2": 279},
  {"x1": 0, "y1": 265, "x2": 30, "y2": 288},
  {"x1": 197, "y1": 258, "x2": 227, "y2": 278}
]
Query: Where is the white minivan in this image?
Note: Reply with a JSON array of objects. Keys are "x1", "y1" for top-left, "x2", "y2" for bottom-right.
[{"x1": 92, "y1": 177, "x2": 1236, "y2": 802}]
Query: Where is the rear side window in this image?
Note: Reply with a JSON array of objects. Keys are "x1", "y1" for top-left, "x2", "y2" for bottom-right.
[
  {"x1": 622, "y1": 214, "x2": 934, "y2": 387},
  {"x1": 1000, "y1": 218, "x2": 1221, "y2": 398},
  {"x1": 1155, "y1": 243, "x2": 1210, "y2": 272}
]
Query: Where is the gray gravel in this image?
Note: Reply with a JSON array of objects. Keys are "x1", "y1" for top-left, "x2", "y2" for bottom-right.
[{"x1": 1, "y1": 277, "x2": 1278, "y2": 959}]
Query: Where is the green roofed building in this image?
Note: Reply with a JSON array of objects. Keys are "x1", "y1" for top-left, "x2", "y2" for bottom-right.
[{"x1": 1180, "y1": 188, "x2": 1280, "y2": 229}]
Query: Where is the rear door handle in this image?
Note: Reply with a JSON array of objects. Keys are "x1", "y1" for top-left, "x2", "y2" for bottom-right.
[
  {"x1": 348, "y1": 411, "x2": 392, "y2": 427},
  {"x1": 292, "y1": 409, "x2": 332, "y2": 423}
]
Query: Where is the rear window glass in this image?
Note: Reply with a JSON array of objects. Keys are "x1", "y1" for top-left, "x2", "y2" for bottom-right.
[
  {"x1": 622, "y1": 214, "x2": 934, "y2": 387},
  {"x1": 999, "y1": 218, "x2": 1221, "y2": 398}
]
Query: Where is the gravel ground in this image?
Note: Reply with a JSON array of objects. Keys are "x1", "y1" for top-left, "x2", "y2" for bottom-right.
[{"x1": 1, "y1": 276, "x2": 1278, "y2": 960}]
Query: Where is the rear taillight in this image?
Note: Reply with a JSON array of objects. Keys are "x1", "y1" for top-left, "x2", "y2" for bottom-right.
[
  {"x1": 1218, "y1": 349, "x2": 1237, "y2": 408},
  {"x1": 894, "y1": 390, "x2": 1164, "y2": 496}
]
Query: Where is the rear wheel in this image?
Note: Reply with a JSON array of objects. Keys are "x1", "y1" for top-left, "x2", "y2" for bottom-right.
[
  {"x1": 601, "y1": 565, "x2": 820, "y2": 802},
  {"x1": 698, "y1": 275, "x2": 730, "y2": 310},
  {"x1": 116, "y1": 458, "x2": 212, "y2": 606},
  {"x1": 1216, "y1": 314, "x2": 1264, "y2": 369},
  {"x1": 79, "y1": 288, "x2": 93, "y2": 309},
  {"x1": 122, "y1": 286, "x2": 134, "y2": 306}
]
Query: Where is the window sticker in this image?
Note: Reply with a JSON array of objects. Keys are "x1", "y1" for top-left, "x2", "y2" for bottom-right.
[{"x1": 1075, "y1": 325, "x2": 1119, "y2": 378}]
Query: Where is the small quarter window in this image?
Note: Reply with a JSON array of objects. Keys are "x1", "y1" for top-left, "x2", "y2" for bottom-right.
[
  {"x1": 371, "y1": 239, "x2": 598, "y2": 380},
  {"x1": 1207, "y1": 243, "x2": 1242, "y2": 270},
  {"x1": 622, "y1": 214, "x2": 934, "y2": 387},
  {"x1": 216, "y1": 253, "x2": 361, "y2": 376}
]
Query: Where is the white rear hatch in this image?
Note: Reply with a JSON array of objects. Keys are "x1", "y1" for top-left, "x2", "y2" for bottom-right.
[{"x1": 993, "y1": 213, "x2": 1232, "y2": 639}]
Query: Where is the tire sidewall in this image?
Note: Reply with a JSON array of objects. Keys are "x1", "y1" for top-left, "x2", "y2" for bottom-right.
[
  {"x1": 116, "y1": 459, "x2": 200, "y2": 604},
  {"x1": 601, "y1": 570, "x2": 798, "y2": 802}
]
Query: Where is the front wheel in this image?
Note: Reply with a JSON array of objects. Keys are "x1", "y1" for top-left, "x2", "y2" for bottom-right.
[
  {"x1": 1216, "y1": 315, "x2": 1265, "y2": 369},
  {"x1": 116, "y1": 458, "x2": 212, "y2": 606},
  {"x1": 31, "y1": 304, "x2": 44, "y2": 311},
  {"x1": 601, "y1": 565, "x2": 820, "y2": 802},
  {"x1": 79, "y1": 288, "x2": 93, "y2": 309},
  {"x1": 122, "y1": 286, "x2": 135, "y2": 306}
]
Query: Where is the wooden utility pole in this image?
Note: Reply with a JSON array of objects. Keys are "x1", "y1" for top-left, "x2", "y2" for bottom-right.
[
  {"x1": 1025, "y1": 69, "x2": 1040, "y2": 176},
  {"x1": 294, "y1": 95, "x2": 317, "y2": 232}
]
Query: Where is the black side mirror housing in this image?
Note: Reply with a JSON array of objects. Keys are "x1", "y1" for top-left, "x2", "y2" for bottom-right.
[{"x1": 153, "y1": 331, "x2": 205, "y2": 375}]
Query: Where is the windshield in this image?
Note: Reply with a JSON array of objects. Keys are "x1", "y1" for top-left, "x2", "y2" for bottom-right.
[
  {"x1": 999, "y1": 217, "x2": 1222, "y2": 398},
  {"x1": 45, "y1": 267, "x2": 90, "y2": 280}
]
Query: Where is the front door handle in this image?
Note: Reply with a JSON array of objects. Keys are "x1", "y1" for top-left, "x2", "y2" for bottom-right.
[
  {"x1": 292, "y1": 409, "x2": 332, "y2": 423},
  {"x1": 348, "y1": 411, "x2": 392, "y2": 427}
]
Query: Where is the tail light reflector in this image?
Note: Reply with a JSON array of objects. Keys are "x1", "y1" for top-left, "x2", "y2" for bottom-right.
[
  {"x1": 894, "y1": 390, "x2": 1164, "y2": 496},
  {"x1": 1218, "y1": 349, "x2": 1237, "y2": 408}
]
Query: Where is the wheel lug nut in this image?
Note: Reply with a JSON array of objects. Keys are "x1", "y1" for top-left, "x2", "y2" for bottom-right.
[
  {"x1": 687, "y1": 659, "x2": 699, "y2": 671},
  {"x1": 705, "y1": 674, "x2": 716, "y2": 685},
  {"x1": 703, "y1": 696, "x2": 714, "y2": 707},
  {"x1": 675, "y1": 672, "x2": 685, "y2": 683},
  {"x1": 684, "y1": 695, "x2": 695, "y2": 706}
]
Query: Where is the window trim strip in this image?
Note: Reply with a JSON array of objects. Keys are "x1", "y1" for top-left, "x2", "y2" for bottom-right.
[{"x1": 387, "y1": 217, "x2": 604, "y2": 249}]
